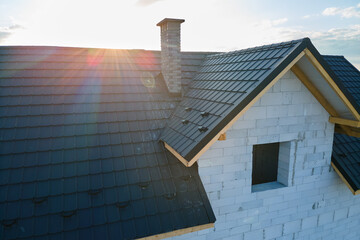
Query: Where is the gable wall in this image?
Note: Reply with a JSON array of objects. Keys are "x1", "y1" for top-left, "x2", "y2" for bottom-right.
[{"x1": 166, "y1": 70, "x2": 360, "y2": 240}]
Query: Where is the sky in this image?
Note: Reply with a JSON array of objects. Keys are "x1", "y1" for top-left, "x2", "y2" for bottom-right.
[{"x1": 0, "y1": 0, "x2": 359, "y2": 69}]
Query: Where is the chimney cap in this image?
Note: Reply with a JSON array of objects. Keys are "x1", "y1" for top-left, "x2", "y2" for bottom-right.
[{"x1": 156, "y1": 18, "x2": 185, "y2": 27}]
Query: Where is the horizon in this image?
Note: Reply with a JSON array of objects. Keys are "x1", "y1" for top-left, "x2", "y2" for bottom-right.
[{"x1": 0, "y1": 0, "x2": 359, "y2": 69}]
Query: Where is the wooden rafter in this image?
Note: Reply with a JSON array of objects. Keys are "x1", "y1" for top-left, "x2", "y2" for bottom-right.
[
  {"x1": 218, "y1": 133, "x2": 226, "y2": 141},
  {"x1": 291, "y1": 64, "x2": 357, "y2": 136},
  {"x1": 304, "y1": 49, "x2": 360, "y2": 121},
  {"x1": 331, "y1": 162, "x2": 359, "y2": 195},
  {"x1": 137, "y1": 223, "x2": 214, "y2": 240},
  {"x1": 329, "y1": 117, "x2": 360, "y2": 128}
]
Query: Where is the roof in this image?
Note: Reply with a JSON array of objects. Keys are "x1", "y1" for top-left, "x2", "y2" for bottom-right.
[
  {"x1": 324, "y1": 55, "x2": 360, "y2": 195},
  {"x1": 0, "y1": 46, "x2": 216, "y2": 239},
  {"x1": 161, "y1": 37, "x2": 360, "y2": 166},
  {"x1": 332, "y1": 133, "x2": 360, "y2": 195},
  {"x1": 323, "y1": 55, "x2": 360, "y2": 105}
]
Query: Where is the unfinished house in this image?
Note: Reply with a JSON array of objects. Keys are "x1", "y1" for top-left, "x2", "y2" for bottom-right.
[{"x1": 0, "y1": 18, "x2": 360, "y2": 240}]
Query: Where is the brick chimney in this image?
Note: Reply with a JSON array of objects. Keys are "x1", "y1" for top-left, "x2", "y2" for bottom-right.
[{"x1": 157, "y1": 18, "x2": 185, "y2": 95}]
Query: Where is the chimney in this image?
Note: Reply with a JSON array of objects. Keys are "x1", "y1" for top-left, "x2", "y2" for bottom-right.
[{"x1": 157, "y1": 18, "x2": 185, "y2": 95}]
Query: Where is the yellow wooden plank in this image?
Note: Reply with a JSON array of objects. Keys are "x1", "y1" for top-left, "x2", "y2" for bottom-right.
[
  {"x1": 291, "y1": 64, "x2": 338, "y2": 117},
  {"x1": 137, "y1": 223, "x2": 214, "y2": 240},
  {"x1": 164, "y1": 142, "x2": 190, "y2": 167},
  {"x1": 329, "y1": 116, "x2": 360, "y2": 128},
  {"x1": 331, "y1": 162, "x2": 356, "y2": 195},
  {"x1": 218, "y1": 133, "x2": 226, "y2": 141},
  {"x1": 304, "y1": 49, "x2": 360, "y2": 121}
]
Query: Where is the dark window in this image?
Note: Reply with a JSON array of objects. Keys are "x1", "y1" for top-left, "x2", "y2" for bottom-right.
[{"x1": 252, "y1": 142, "x2": 280, "y2": 185}]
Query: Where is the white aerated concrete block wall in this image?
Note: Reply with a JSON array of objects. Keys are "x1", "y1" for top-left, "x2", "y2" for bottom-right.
[{"x1": 167, "y1": 70, "x2": 360, "y2": 240}]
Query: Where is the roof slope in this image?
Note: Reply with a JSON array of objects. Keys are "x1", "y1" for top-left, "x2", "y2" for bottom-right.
[
  {"x1": 161, "y1": 38, "x2": 309, "y2": 164},
  {"x1": 332, "y1": 133, "x2": 360, "y2": 194},
  {"x1": 0, "y1": 46, "x2": 215, "y2": 239},
  {"x1": 324, "y1": 55, "x2": 360, "y2": 194},
  {"x1": 323, "y1": 56, "x2": 360, "y2": 104}
]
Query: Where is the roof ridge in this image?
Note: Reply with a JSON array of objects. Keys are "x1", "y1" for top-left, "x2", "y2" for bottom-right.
[{"x1": 206, "y1": 38, "x2": 308, "y2": 59}]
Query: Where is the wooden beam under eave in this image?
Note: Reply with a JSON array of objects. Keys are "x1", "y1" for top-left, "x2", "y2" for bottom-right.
[
  {"x1": 137, "y1": 223, "x2": 214, "y2": 240},
  {"x1": 304, "y1": 48, "x2": 360, "y2": 121},
  {"x1": 331, "y1": 162, "x2": 358, "y2": 196},
  {"x1": 291, "y1": 65, "x2": 357, "y2": 137},
  {"x1": 218, "y1": 133, "x2": 226, "y2": 141},
  {"x1": 291, "y1": 64, "x2": 338, "y2": 116},
  {"x1": 163, "y1": 142, "x2": 190, "y2": 167},
  {"x1": 329, "y1": 116, "x2": 360, "y2": 128}
]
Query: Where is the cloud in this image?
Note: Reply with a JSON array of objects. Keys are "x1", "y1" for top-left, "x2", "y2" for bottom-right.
[
  {"x1": 271, "y1": 18, "x2": 288, "y2": 26},
  {"x1": 254, "y1": 18, "x2": 288, "y2": 29},
  {"x1": 322, "y1": 4, "x2": 360, "y2": 18},
  {"x1": 136, "y1": 0, "x2": 165, "y2": 6},
  {"x1": 0, "y1": 23, "x2": 25, "y2": 43},
  {"x1": 267, "y1": 24, "x2": 360, "y2": 69},
  {"x1": 302, "y1": 15, "x2": 311, "y2": 19}
]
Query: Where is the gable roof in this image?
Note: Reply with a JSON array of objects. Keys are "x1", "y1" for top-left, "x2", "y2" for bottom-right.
[
  {"x1": 324, "y1": 55, "x2": 360, "y2": 195},
  {"x1": 160, "y1": 38, "x2": 360, "y2": 166},
  {"x1": 0, "y1": 46, "x2": 216, "y2": 239}
]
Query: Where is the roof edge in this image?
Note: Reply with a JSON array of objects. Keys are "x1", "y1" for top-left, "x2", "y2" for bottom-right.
[
  {"x1": 137, "y1": 223, "x2": 214, "y2": 240},
  {"x1": 183, "y1": 39, "x2": 308, "y2": 161},
  {"x1": 304, "y1": 42, "x2": 360, "y2": 118},
  {"x1": 331, "y1": 161, "x2": 359, "y2": 195}
]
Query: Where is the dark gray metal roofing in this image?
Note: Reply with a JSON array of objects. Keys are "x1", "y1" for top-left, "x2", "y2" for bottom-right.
[
  {"x1": 0, "y1": 46, "x2": 215, "y2": 239},
  {"x1": 160, "y1": 38, "x2": 309, "y2": 162},
  {"x1": 332, "y1": 133, "x2": 360, "y2": 192},
  {"x1": 323, "y1": 55, "x2": 360, "y2": 104},
  {"x1": 324, "y1": 55, "x2": 360, "y2": 193}
]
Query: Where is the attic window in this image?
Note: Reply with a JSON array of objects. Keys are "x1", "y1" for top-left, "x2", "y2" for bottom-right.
[{"x1": 252, "y1": 141, "x2": 291, "y2": 192}]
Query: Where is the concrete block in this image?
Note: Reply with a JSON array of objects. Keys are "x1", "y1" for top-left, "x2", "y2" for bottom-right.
[
  {"x1": 348, "y1": 205, "x2": 360, "y2": 217},
  {"x1": 243, "y1": 106, "x2": 267, "y2": 120},
  {"x1": 334, "y1": 208, "x2": 348, "y2": 221},
  {"x1": 261, "y1": 92, "x2": 283, "y2": 105},
  {"x1": 229, "y1": 224, "x2": 251, "y2": 235},
  {"x1": 264, "y1": 224, "x2": 283, "y2": 239},
  {"x1": 243, "y1": 229, "x2": 263, "y2": 240},
  {"x1": 199, "y1": 166, "x2": 223, "y2": 176},
  {"x1": 283, "y1": 220, "x2": 301, "y2": 235},
  {"x1": 301, "y1": 215, "x2": 318, "y2": 230},
  {"x1": 281, "y1": 78, "x2": 302, "y2": 92},
  {"x1": 318, "y1": 212, "x2": 333, "y2": 226},
  {"x1": 223, "y1": 163, "x2": 247, "y2": 173}
]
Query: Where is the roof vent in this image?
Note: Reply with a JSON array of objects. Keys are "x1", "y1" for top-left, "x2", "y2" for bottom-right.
[
  {"x1": 1, "y1": 219, "x2": 17, "y2": 227},
  {"x1": 60, "y1": 210, "x2": 76, "y2": 218},
  {"x1": 88, "y1": 189, "x2": 102, "y2": 195},
  {"x1": 116, "y1": 201, "x2": 130, "y2": 209},
  {"x1": 182, "y1": 119, "x2": 189, "y2": 125},
  {"x1": 138, "y1": 182, "x2": 150, "y2": 190},
  {"x1": 32, "y1": 197, "x2": 47, "y2": 204},
  {"x1": 201, "y1": 112, "x2": 209, "y2": 117},
  {"x1": 164, "y1": 192, "x2": 177, "y2": 200},
  {"x1": 198, "y1": 126, "x2": 208, "y2": 132}
]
